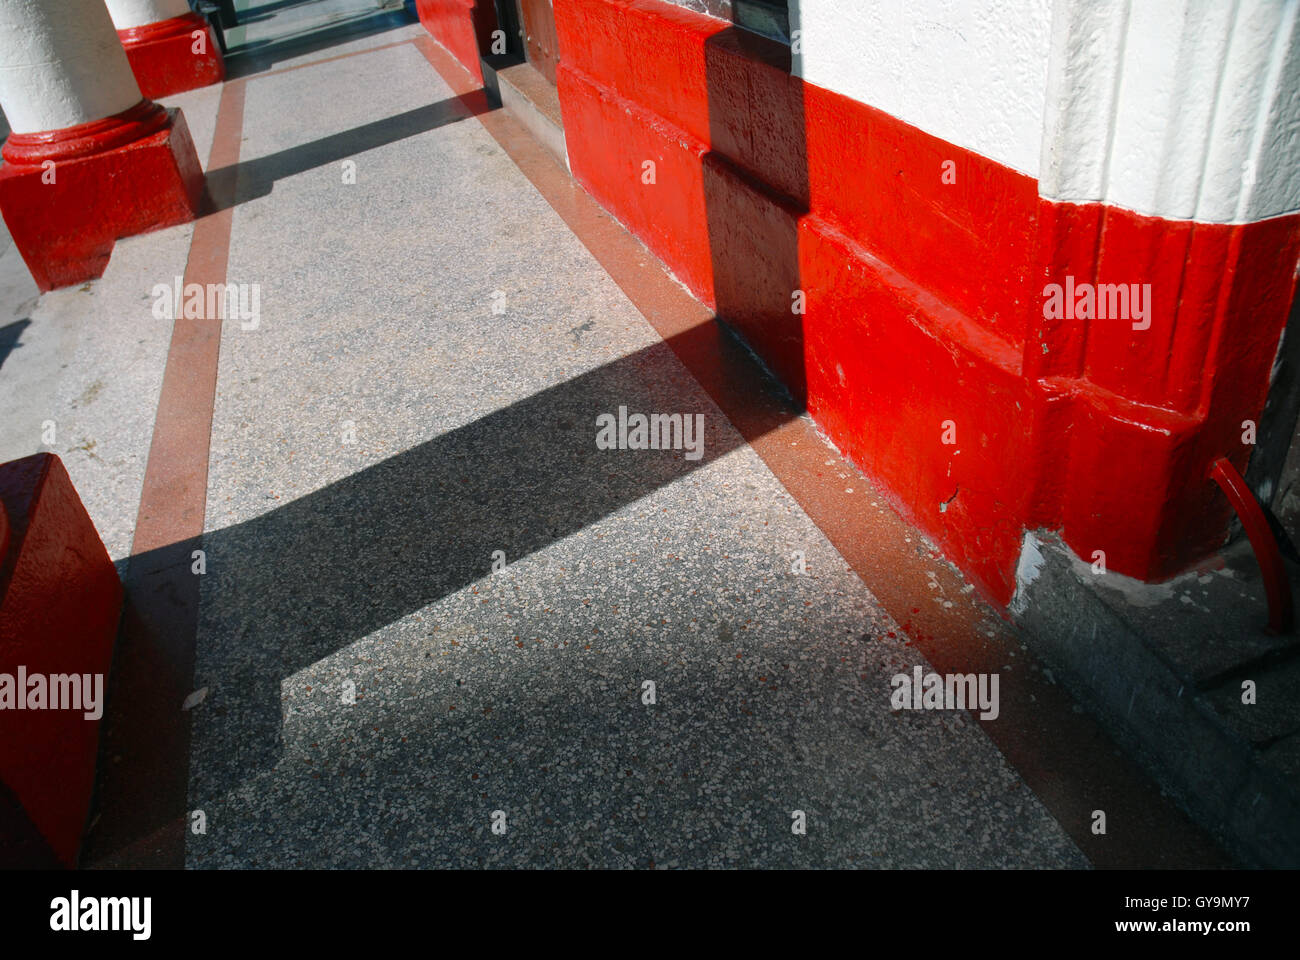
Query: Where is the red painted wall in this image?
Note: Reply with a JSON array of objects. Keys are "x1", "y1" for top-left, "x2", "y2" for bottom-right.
[
  {"x1": 414, "y1": 0, "x2": 498, "y2": 83},
  {"x1": 0, "y1": 454, "x2": 122, "y2": 867},
  {"x1": 552, "y1": 0, "x2": 1300, "y2": 603},
  {"x1": 118, "y1": 12, "x2": 225, "y2": 99}
]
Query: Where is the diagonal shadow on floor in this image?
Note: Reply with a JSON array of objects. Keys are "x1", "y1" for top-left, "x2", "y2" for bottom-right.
[
  {"x1": 0, "y1": 318, "x2": 28, "y2": 374},
  {"x1": 84, "y1": 11, "x2": 812, "y2": 871},
  {"x1": 87, "y1": 317, "x2": 799, "y2": 864},
  {"x1": 203, "y1": 90, "x2": 496, "y2": 212}
]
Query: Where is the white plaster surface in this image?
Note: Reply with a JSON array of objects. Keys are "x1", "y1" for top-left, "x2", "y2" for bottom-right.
[
  {"x1": 106, "y1": 0, "x2": 193, "y2": 31},
  {"x1": 0, "y1": 0, "x2": 141, "y2": 133},
  {"x1": 793, "y1": 0, "x2": 1053, "y2": 179},
  {"x1": 1041, "y1": 0, "x2": 1300, "y2": 222}
]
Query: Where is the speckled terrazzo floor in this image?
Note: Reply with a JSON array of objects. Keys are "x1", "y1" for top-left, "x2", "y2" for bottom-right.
[
  {"x1": 163, "y1": 18, "x2": 1089, "y2": 868},
  {"x1": 0, "y1": 2, "x2": 1091, "y2": 870}
]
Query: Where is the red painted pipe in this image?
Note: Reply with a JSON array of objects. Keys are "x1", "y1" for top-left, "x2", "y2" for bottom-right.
[{"x1": 1208, "y1": 457, "x2": 1293, "y2": 634}]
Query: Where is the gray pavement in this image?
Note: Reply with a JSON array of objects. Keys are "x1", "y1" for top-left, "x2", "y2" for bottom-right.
[{"x1": 0, "y1": 5, "x2": 1088, "y2": 868}]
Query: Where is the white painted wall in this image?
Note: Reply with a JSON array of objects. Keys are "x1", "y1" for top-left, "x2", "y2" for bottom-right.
[
  {"x1": 792, "y1": 0, "x2": 1054, "y2": 179},
  {"x1": 792, "y1": 0, "x2": 1300, "y2": 224},
  {"x1": 105, "y1": 0, "x2": 194, "y2": 31},
  {"x1": 0, "y1": 0, "x2": 141, "y2": 133}
]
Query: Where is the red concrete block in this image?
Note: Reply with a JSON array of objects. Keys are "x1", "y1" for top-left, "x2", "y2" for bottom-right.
[
  {"x1": 119, "y1": 12, "x2": 225, "y2": 99},
  {"x1": 0, "y1": 100, "x2": 204, "y2": 292},
  {"x1": 800, "y1": 221, "x2": 1034, "y2": 603},
  {"x1": 624, "y1": 0, "x2": 721, "y2": 149},
  {"x1": 803, "y1": 82, "x2": 1041, "y2": 348},
  {"x1": 0, "y1": 454, "x2": 123, "y2": 868},
  {"x1": 415, "y1": 0, "x2": 497, "y2": 84},
  {"x1": 555, "y1": 0, "x2": 636, "y2": 110},
  {"x1": 558, "y1": 63, "x2": 714, "y2": 301}
]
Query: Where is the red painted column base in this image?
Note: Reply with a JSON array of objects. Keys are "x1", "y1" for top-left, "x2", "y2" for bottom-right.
[
  {"x1": 0, "y1": 100, "x2": 205, "y2": 292},
  {"x1": 118, "y1": 12, "x2": 225, "y2": 99},
  {"x1": 0, "y1": 454, "x2": 123, "y2": 868}
]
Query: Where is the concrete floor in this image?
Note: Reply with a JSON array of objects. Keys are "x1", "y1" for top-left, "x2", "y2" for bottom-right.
[{"x1": 0, "y1": 2, "x2": 1097, "y2": 868}]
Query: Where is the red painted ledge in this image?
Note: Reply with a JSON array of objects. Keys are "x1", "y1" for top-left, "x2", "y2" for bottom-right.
[
  {"x1": 118, "y1": 11, "x2": 225, "y2": 99},
  {"x1": 414, "y1": 0, "x2": 499, "y2": 84}
]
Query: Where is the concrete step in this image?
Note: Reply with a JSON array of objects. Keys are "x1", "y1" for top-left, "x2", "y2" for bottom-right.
[
  {"x1": 480, "y1": 55, "x2": 567, "y2": 170},
  {"x1": 1012, "y1": 531, "x2": 1300, "y2": 867}
]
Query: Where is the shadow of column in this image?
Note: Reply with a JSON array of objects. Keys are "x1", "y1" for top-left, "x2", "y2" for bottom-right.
[{"x1": 703, "y1": 25, "x2": 809, "y2": 409}]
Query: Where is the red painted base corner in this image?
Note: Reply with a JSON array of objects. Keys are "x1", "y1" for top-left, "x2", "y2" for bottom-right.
[
  {"x1": 0, "y1": 454, "x2": 123, "y2": 869},
  {"x1": 119, "y1": 12, "x2": 225, "y2": 99},
  {"x1": 0, "y1": 101, "x2": 204, "y2": 292},
  {"x1": 414, "y1": 0, "x2": 492, "y2": 84}
]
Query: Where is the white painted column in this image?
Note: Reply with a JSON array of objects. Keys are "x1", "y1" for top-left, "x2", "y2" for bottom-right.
[
  {"x1": 0, "y1": 0, "x2": 142, "y2": 135},
  {"x1": 105, "y1": 0, "x2": 197, "y2": 31},
  {"x1": 1040, "y1": 0, "x2": 1300, "y2": 223}
]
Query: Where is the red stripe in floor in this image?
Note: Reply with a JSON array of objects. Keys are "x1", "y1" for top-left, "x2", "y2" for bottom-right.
[
  {"x1": 86, "y1": 33, "x2": 475, "y2": 869},
  {"x1": 85, "y1": 78, "x2": 247, "y2": 869}
]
